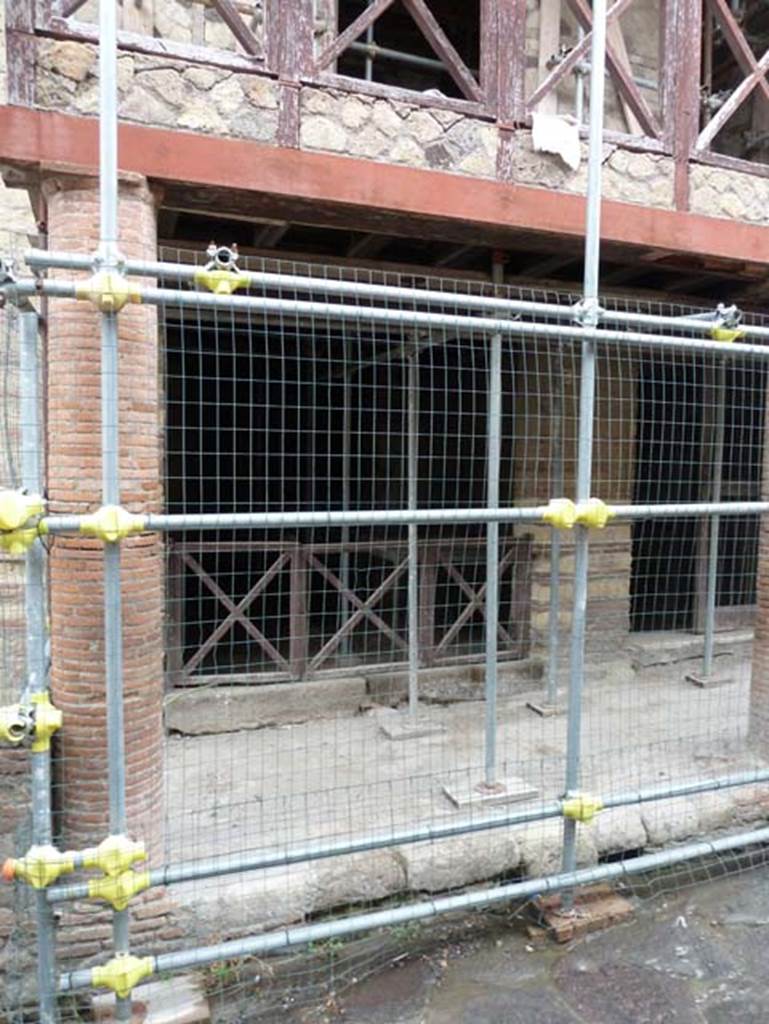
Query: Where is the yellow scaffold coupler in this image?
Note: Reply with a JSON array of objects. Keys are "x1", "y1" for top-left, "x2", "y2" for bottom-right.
[
  {"x1": 82, "y1": 834, "x2": 147, "y2": 877},
  {"x1": 80, "y1": 506, "x2": 147, "y2": 543},
  {"x1": 75, "y1": 272, "x2": 142, "y2": 314},
  {"x1": 30, "y1": 692, "x2": 63, "y2": 753},
  {"x1": 562, "y1": 793, "x2": 604, "y2": 824},
  {"x1": 543, "y1": 498, "x2": 577, "y2": 530},
  {"x1": 0, "y1": 490, "x2": 45, "y2": 532},
  {"x1": 92, "y1": 954, "x2": 154, "y2": 999},
  {"x1": 88, "y1": 869, "x2": 151, "y2": 911},
  {"x1": 2, "y1": 845, "x2": 76, "y2": 889}
]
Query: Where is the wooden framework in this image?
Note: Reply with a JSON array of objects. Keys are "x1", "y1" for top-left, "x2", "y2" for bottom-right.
[
  {"x1": 6, "y1": 1, "x2": 769, "y2": 209},
  {"x1": 168, "y1": 537, "x2": 532, "y2": 684}
]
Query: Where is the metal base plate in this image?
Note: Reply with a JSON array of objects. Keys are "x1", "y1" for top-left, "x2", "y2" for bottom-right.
[
  {"x1": 377, "y1": 710, "x2": 446, "y2": 740},
  {"x1": 442, "y1": 775, "x2": 538, "y2": 809},
  {"x1": 686, "y1": 672, "x2": 736, "y2": 689},
  {"x1": 526, "y1": 700, "x2": 564, "y2": 717}
]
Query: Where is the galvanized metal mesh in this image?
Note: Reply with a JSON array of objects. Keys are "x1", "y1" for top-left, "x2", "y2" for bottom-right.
[{"x1": 6, "y1": 246, "x2": 769, "y2": 1022}]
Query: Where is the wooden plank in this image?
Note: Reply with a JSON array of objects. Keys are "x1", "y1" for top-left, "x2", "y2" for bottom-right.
[
  {"x1": 212, "y1": 0, "x2": 261, "y2": 56},
  {"x1": 59, "y1": 0, "x2": 91, "y2": 17},
  {"x1": 695, "y1": 47, "x2": 769, "y2": 153},
  {"x1": 312, "y1": 70, "x2": 486, "y2": 115},
  {"x1": 315, "y1": 0, "x2": 397, "y2": 72},
  {"x1": 508, "y1": 537, "x2": 532, "y2": 654},
  {"x1": 6, "y1": 0, "x2": 35, "y2": 32},
  {"x1": 480, "y1": 0, "x2": 499, "y2": 110},
  {"x1": 442, "y1": 559, "x2": 516, "y2": 648},
  {"x1": 526, "y1": 0, "x2": 636, "y2": 113},
  {"x1": 668, "y1": 0, "x2": 702, "y2": 210},
  {"x1": 277, "y1": 82, "x2": 301, "y2": 147},
  {"x1": 165, "y1": 549, "x2": 186, "y2": 688},
  {"x1": 6, "y1": 33, "x2": 36, "y2": 107},
  {"x1": 496, "y1": 0, "x2": 528, "y2": 124},
  {"x1": 183, "y1": 552, "x2": 290, "y2": 674},
  {"x1": 565, "y1": 0, "x2": 662, "y2": 137},
  {"x1": 418, "y1": 545, "x2": 438, "y2": 666},
  {"x1": 42, "y1": 15, "x2": 265, "y2": 71},
  {"x1": 401, "y1": 0, "x2": 483, "y2": 102},
  {"x1": 433, "y1": 546, "x2": 519, "y2": 655},
  {"x1": 307, "y1": 554, "x2": 409, "y2": 671},
  {"x1": 606, "y1": 17, "x2": 642, "y2": 134},
  {"x1": 289, "y1": 547, "x2": 309, "y2": 678},
  {"x1": 537, "y1": 0, "x2": 562, "y2": 117},
  {"x1": 706, "y1": 0, "x2": 769, "y2": 106}
]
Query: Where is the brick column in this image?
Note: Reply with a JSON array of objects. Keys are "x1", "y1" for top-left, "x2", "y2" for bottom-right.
[{"x1": 44, "y1": 173, "x2": 164, "y2": 859}]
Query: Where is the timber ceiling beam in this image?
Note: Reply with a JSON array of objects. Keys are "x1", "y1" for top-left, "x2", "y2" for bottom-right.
[{"x1": 2, "y1": 106, "x2": 769, "y2": 271}]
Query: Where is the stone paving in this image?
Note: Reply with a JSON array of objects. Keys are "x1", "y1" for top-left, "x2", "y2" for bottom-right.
[{"x1": 288, "y1": 862, "x2": 769, "y2": 1023}]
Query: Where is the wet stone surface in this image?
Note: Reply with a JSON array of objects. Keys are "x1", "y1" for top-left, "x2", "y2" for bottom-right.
[{"x1": 286, "y1": 864, "x2": 769, "y2": 1023}]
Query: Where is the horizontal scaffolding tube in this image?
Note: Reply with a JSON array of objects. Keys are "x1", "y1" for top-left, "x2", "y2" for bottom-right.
[
  {"x1": 11, "y1": 278, "x2": 769, "y2": 363},
  {"x1": 24, "y1": 249, "x2": 769, "y2": 343},
  {"x1": 46, "y1": 767, "x2": 769, "y2": 905},
  {"x1": 38, "y1": 500, "x2": 769, "y2": 536},
  {"x1": 59, "y1": 824, "x2": 769, "y2": 992}
]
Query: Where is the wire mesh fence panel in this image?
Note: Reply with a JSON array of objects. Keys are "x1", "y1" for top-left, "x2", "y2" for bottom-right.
[{"x1": 7, "y1": 243, "x2": 769, "y2": 1023}]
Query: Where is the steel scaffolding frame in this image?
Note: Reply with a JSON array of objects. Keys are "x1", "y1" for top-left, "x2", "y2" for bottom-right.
[{"x1": 3, "y1": 0, "x2": 769, "y2": 1017}]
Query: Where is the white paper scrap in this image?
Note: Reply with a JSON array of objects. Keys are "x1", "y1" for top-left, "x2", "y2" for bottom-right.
[{"x1": 532, "y1": 113, "x2": 581, "y2": 171}]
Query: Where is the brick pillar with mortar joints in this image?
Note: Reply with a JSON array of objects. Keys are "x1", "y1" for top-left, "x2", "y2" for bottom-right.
[{"x1": 44, "y1": 173, "x2": 164, "y2": 863}]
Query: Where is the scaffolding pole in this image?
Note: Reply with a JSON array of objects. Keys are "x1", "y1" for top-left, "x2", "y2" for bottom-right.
[
  {"x1": 703, "y1": 363, "x2": 726, "y2": 677},
  {"x1": 45, "y1": 766, "x2": 769, "y2": 906},
  {"x1": 484, "y1": 259, "x2": 504, "y2": 786},
  {"x1": 98, "y1": 1, "x2": 131, "y2": 1019},
  {"x1": 26, "y1": 250, "x2": 767, "y2": 344},
  {"x1": 20, "y1": 309, "x2": 57, "y2": 1024},
  {"x1": 407, "y1": 350, "x2": 419, "y2": 717},
  {"x1": 58, "y1": 824, "x2": 769, "y2": 992},
  {"x1": 560, "y1": 0, "x2": 607, "y2": 910},
  {"x1": 546, "y1": 375, "x2": 564, "y2": 708},
  {"x1": 10, "y1": 277, "x2": 769, "y2": 363}
]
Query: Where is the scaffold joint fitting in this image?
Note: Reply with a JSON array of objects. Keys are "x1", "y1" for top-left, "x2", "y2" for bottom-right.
[
  {"x1": 572, "y1": 297, "x2": 604, "y2": 328},
  {"x1": 574, "y1": 497, "x2": 615, "y2": 529},
  {"x1": 80, "y1": 506, "x2": 147, "y2": 543},
  {"x1": 0, "y1": 490, "x2": 45, "y2": 532},
  {"x1": 2, "y1": 844, "x2": 76, "y2": 889},
  {"x1": 543, "y1": 498, "x2": 577, "y2": 530},
  {"x1": 194, "y1": 267, "x2": 250, "y2": 296},
  {"x1": 29, "y1": 692, "x2": 63, "y2": 753},
  {"x1": 0, "y1": 526, "x2": 39, "y2": 555},
  {"x1": 562, "y1": 793, "x2": 604, "y2": 823},
  {"x1": 75, "y1": 271, "x2": 142, "y2": 313},
  {"x1": 91, "y1": 954, "x2": 154, "y2": 999},
  {"x1": 88, "y1": 869, "x2": 151, "y2": 910},
  {"x1": 82, "y1": 835, "x2": 147, "y2": 877},
  {"x1": 0, "y1": 703, "x2": 33, "y2": 746}
]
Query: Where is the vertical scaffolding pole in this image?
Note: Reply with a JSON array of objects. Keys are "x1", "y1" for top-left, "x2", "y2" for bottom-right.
[
  {"x1": 21, "y1": 309, "x2": 57, "y2": 1024},
  {"x1": 483, "y1": 259, "x2": 504, "y2": 786},
  {"x1": 560, "y1": 0, "x2": 607, "y2": 906},
  {"x1": 546, "y1": 377, "x2": 564, "y2": 707},
  {"x1": 98, "y1": 1, "x2": 131, "y2": 1019},
  {"x1": 339, "y1": 360, "x2": 352, "y2": 660},
  {"x1": 407, "y1": 350, "x2": 420, "y2": 717},
  {"x1": 703, "y1": 363, "x2": 726, "y2": 676}
]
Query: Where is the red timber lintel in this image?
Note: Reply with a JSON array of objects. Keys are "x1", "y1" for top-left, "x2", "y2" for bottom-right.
[{"x1": 1, "y1": 104, "x2": 767, "y2": 268}]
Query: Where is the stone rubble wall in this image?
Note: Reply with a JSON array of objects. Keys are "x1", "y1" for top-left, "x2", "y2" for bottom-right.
[{"x1": 29, "y1": 34, "x2": 769, "y2": 224}]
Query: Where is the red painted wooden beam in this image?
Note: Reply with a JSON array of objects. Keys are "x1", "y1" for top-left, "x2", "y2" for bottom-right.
[{"x1": 0, "y1": 104, "x2": 767, "y2": 267}]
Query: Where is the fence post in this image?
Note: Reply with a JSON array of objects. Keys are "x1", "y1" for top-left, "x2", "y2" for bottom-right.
[
  {"x1": 20, "y1": 308, "x2": 58, "y2": 1024},
  {"x1": 560, "y1": 0, "x2": 607, "y2": 908}
]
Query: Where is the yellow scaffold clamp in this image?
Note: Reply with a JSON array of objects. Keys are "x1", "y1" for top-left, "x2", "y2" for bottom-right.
[
  {"x1": 29, "y1": 692, "x2": 63, "y2": 753},
  {"x1": 92, "y1": 954, "x2": 154, "y2": 999},
  {"x1": 2, "y1": 844, "x2": 76, "y2": 889},
  {"x1": 709, "y1": 303, "x2": 744, "y2": 342},
  {"x1": 0, "y1": 703, "x2": 32, "y2": 745},
  {"x1": 0, "y1": 490, "x2": 45, "y2": 532},
  {"x1": 195, "y1": 242, "x2": 250, "y2": 296},
  {"x1": 574, "y1": 498, "x2": 615, "y2": 529},
  {"x1": 543, "y1": 498, "x2": 577, "y2": 530},
  {"x1": 75, "y1": 272, "x2": 143, "y2": 314},
  {"x1": 80, "y1": 506, "x2": 147, "y2": 543},
  {"x1": 88, "y1": 869, "x2": 151, "y2": 911},
  {"x1": 81, "y1": 835, "x2": 147, "y2": 877},
  {"x1": 562, "y1": 793, "x2": 604, "y2": 824},
  {"x1": 0, "y1": 527, "x2": 40, "y2": 556}
]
